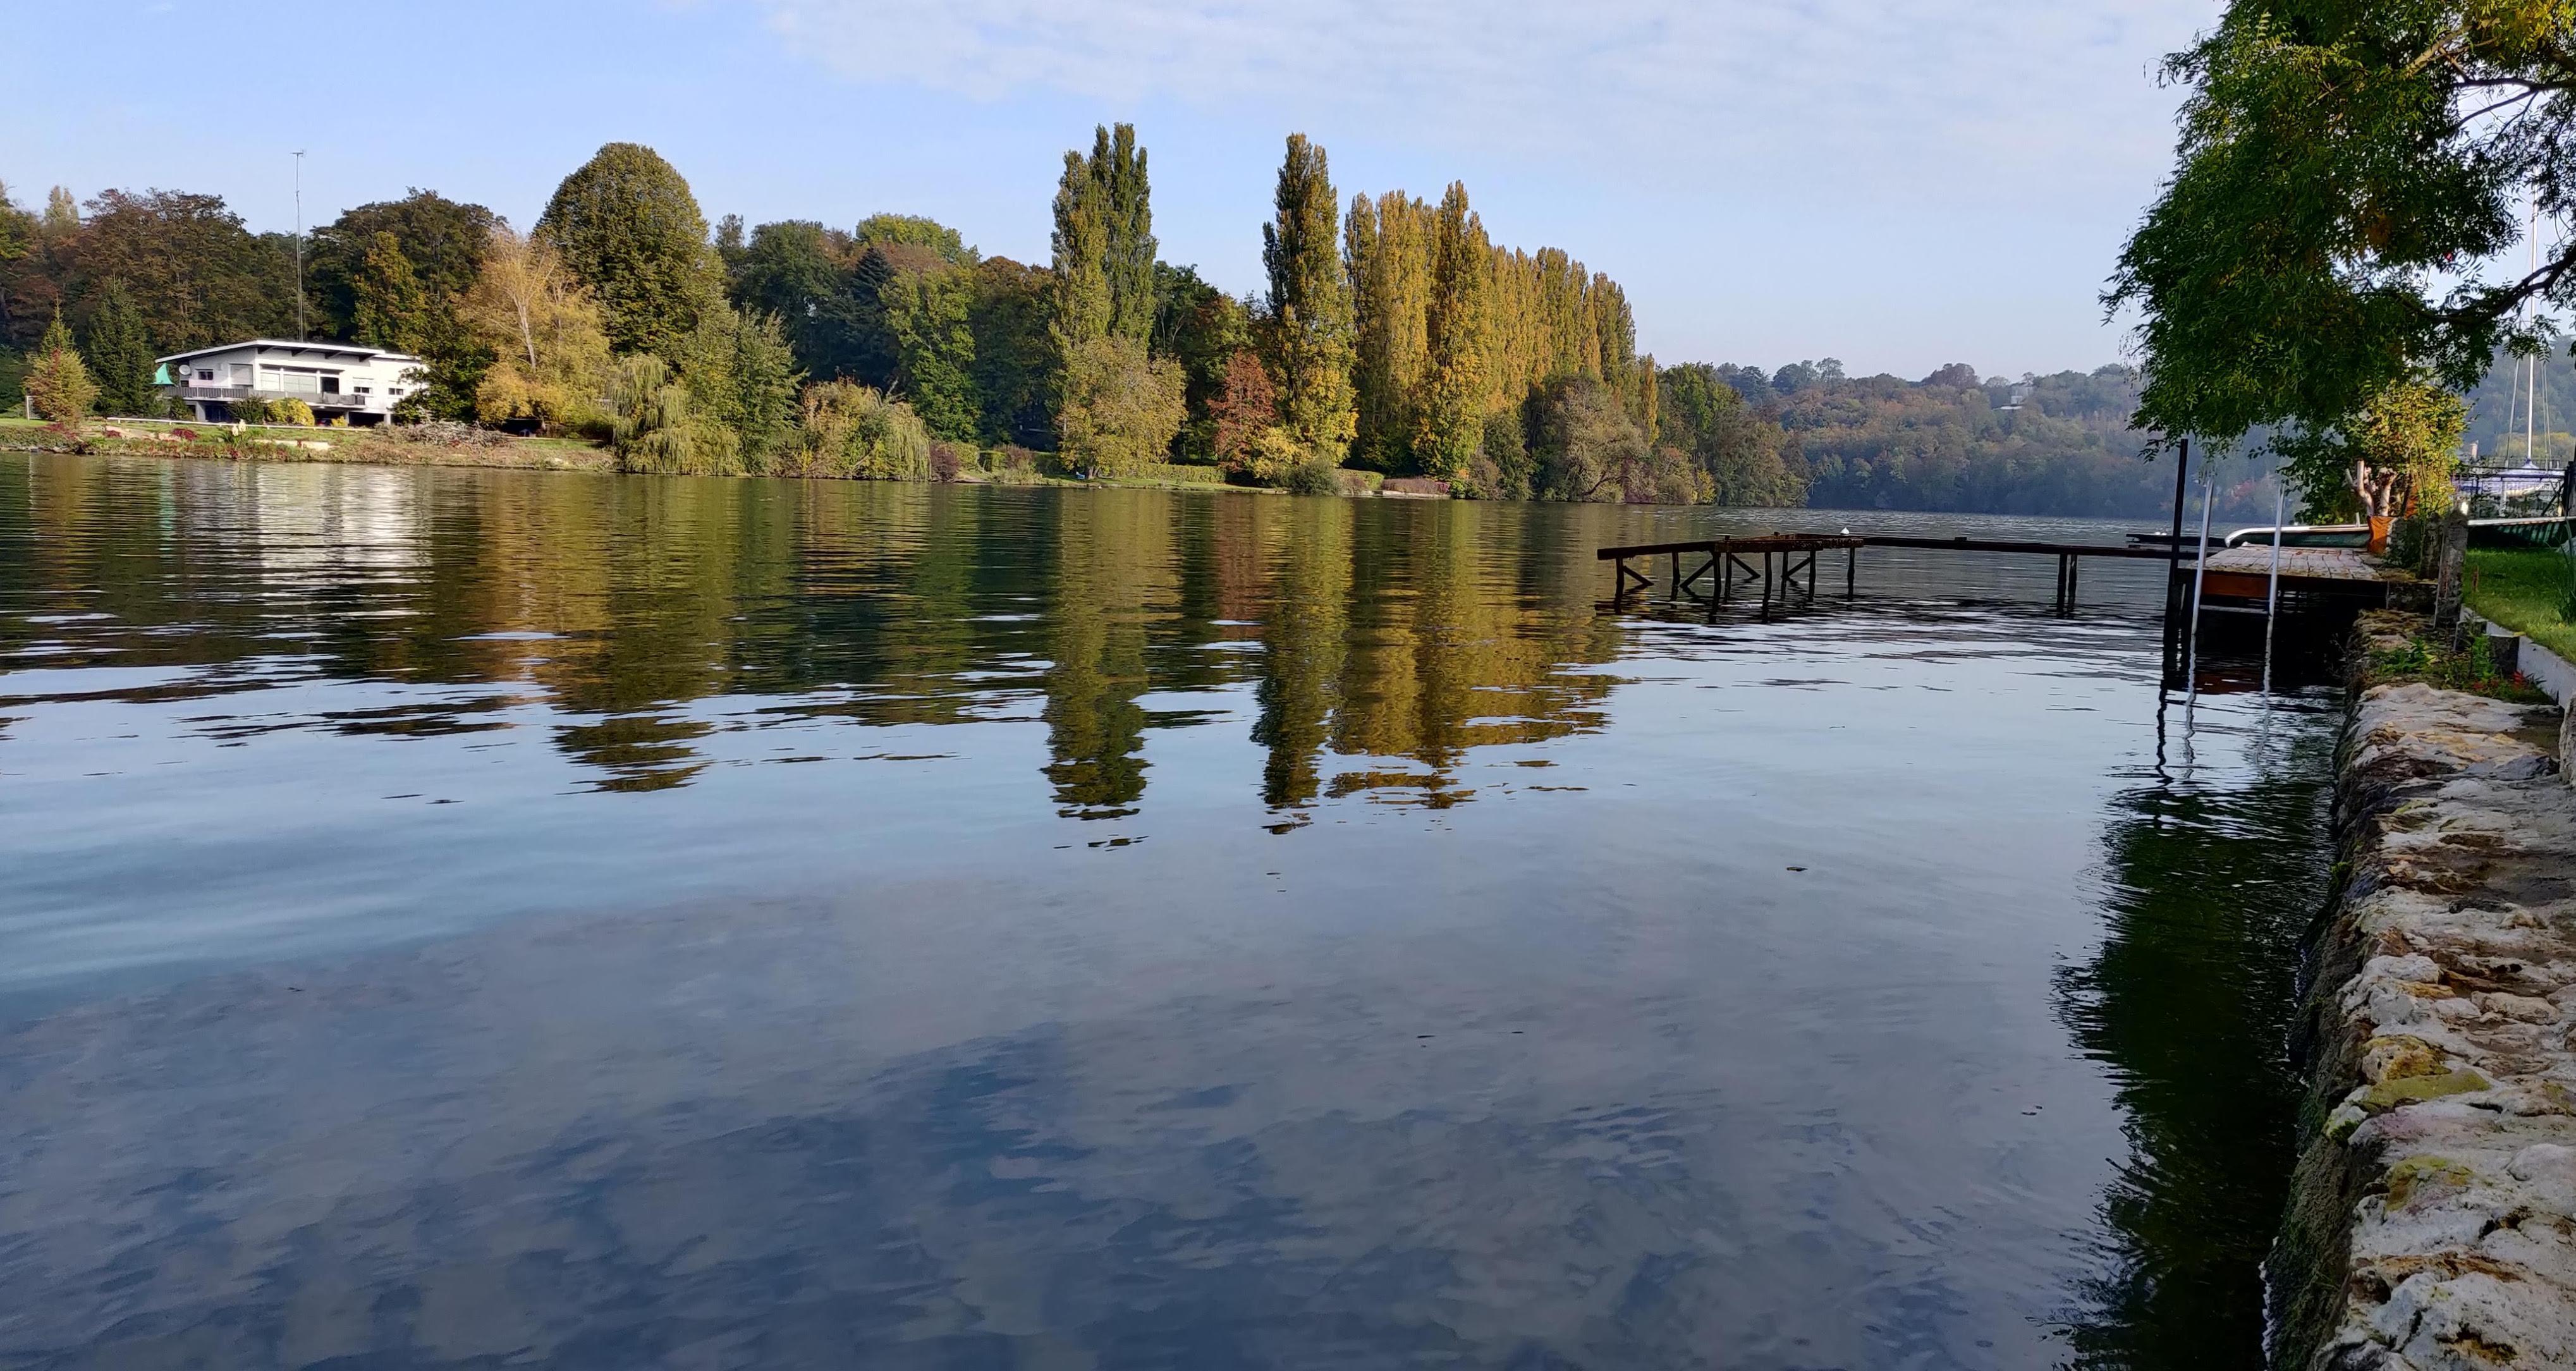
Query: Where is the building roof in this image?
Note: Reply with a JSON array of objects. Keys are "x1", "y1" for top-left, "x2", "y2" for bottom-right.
[{"x1": 154, "y1": 339, "x2": 424, "y2": 367}]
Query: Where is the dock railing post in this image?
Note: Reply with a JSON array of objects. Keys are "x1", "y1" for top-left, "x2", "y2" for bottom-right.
[
  {"x1": 2186, "y1": 478, "x2": 2214, "y2": 706},
  {"x1": 2262, "y1": 481, "x2": 2285, "y2": 696}
]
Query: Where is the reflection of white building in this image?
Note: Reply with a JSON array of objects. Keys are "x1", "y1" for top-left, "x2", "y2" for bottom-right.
[{"x1": 156, "y1": 340, "x2": 424, "y2": 424}]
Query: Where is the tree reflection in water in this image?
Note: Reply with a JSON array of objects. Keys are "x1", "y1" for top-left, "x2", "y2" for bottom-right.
[
  {"x1": 2056, "y1": 685, "x2": 2341, "y2": 1367},
  {"x1": 0, "y1": 456, "x2": 1623, "y2": 817}
]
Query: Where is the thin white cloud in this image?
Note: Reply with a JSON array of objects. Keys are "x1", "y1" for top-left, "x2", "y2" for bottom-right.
[{"x1": 731, "y1": 0, "x2": 2214, "y2": 201}]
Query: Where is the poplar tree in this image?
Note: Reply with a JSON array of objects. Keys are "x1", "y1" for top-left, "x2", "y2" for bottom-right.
[
  {"x1": 1262, "y1": 134, "x2": 1356, "y2": 457},
  {"x1": 1417, "y1": 183, "x2": 1491, "y2": 481},
  {"x1": 81, "y1": 279, "x2": 156, "y2": 417},
  {"x1": 1347, "y1": 191, "x2": 1431, "y2": 471},
  {"x1": 1050, "y1": 123, "x2": 1180, "y2": 466},
  {"x1": 1094, "y1": 125, "x2": 1156, "y2": 346},
  {"x1": 1049, "y1": 146, "x2": 1111, "y2": 360}
]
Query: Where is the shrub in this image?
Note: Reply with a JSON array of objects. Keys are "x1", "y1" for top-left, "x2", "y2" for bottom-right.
[
  {"x1": 785, "y1": 381, "x2": 929, "y2": 480},
  {"x1": 1283, "y1": 459, "x2": 1343, "y2": 496},
  {"x1": 1128, "y1": 462, "x2": 1228, "y2": 485},
  {"x1": 227, "y1": 396, "x2": 274, "y2": 425},
  {"x1": 929, "y1": 441, "x2": 968, "y2": 483},
  {"x1": 982, "y1": 444, "x2": 1046, "y2": 485},
  {"x1": 1335, "y1": 468, "x2": 1385, "y2": 496},
  {"x1": 169, "y1": 426, "x2": 197, "y2": 442},
  {"x1": 271, "y1": 397, "x2": 317, "y2": 427},
  {"x1": 1223, "y1": 426, "x2": 1309, "y2": 485}
]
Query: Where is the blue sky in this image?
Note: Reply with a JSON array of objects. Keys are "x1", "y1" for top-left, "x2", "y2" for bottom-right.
[{"x1": 13, "y1": 0, "x2": 2221, "y2": 379}]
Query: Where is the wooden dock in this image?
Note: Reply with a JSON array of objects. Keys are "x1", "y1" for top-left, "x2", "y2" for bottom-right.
[
  {"x1": 1597, "y1": 535, "x2": 1866, "y2": 611},
  {"x1": 1596, "y1": 530, "x2": 2410, "y2": 616}
]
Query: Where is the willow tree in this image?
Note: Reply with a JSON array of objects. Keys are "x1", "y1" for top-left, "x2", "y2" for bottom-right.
[
  {"x1": 2110, "y1": 0, "x2": 2576, "y2": 477},
  {"x1": 1262, "y1": 134, "x2": 1357, "y2": 458},
  {"x1": 1417, "y1": 183, "x2": 1491, "y2": 480},
  {"x1": 537, "y1": 143, "x2": 723, "y2": 358}
]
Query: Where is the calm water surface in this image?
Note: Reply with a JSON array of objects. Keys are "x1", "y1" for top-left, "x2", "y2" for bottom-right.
[{"x1": 0, "y1": 454, "x2": 2336, "y2": 1368}]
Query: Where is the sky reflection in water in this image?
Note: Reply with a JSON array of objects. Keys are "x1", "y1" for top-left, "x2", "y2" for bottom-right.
[{"x1": 0, "y1": 456, "x2": 2336, "y2": 1367}]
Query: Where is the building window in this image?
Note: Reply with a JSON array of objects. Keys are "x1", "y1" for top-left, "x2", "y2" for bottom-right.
[{"x1": 196, "y1": 370, "x2": 215, "y2": 382}]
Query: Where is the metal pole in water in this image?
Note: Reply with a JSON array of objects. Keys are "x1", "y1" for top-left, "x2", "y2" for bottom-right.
[
  {"x1": 2186, "y1": 477, "x2": 2215, "y2": 710},
  {"x1": 2262, "y1": 478, "x2": 2286, "y2": 696}
]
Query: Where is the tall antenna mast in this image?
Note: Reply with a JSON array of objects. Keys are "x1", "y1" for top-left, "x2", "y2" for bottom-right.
[{"x1": 293, "y1": 150, "x2": 307, "y2": 340}]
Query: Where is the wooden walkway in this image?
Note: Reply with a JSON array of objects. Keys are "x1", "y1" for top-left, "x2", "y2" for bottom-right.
[{"x1": 1596, "y1": 531, "x2": 2409, "y2": 616}]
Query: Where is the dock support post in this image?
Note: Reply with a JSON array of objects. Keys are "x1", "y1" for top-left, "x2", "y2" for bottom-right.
[
  {"x1": 1846, "y1": 546, "x2": 1857, "y2": 599},
  {"x1": 1669, "y1": 551, "x2": 1680, "y2": 600}
]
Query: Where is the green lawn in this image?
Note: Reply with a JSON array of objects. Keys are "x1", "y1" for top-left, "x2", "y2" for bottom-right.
[{"x1": 2465, "y1": 545, "x2": 2576, "y2": 664}]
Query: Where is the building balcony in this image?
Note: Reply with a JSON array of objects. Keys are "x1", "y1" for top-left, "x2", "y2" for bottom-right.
[{"x1": 171, "y1": 385, "x2": 396, "y2": 413}]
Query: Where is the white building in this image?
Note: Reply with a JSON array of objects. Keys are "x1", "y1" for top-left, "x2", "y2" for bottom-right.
[{"x1": 156, "y1": 340, "x2": 425, "y2": 425}]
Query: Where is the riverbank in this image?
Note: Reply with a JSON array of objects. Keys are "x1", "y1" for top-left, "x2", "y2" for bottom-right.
[
  {"x1": 2273, "y1": 610, "x2": 2576, "y2": 1367},
  {"x1": 0, "y1": 417, "x2": 1458, "y2": 497}
]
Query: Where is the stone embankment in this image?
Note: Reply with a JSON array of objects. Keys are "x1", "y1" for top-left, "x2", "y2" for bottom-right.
[{"x1": 2276, "y1": 616, "x2": 2576, "y2": 1368}]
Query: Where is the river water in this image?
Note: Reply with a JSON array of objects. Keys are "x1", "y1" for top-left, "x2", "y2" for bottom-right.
[{"x1": 0, "y1": 454, "x2": 2338, "y2": 1368}]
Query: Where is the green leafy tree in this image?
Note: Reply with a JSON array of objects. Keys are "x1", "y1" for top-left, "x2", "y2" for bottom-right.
[
  {"x1": 1151, "y1": 263, "x2": 1250, "y2": 460},
  {"x1": 1262, "y1": 135, "x2": 1357, "y2": 459},
  {"x1": 972, "y1": 257, "x2": 1055, "y2": 448},
  {"x1": 1530, "y1": 375, "x2": 1653, "y2": 502},
  {"x1": 0, "y1": 180, "x2": 30, "y2": 345},
  {"x1": 68, "y1": 190, "x2": 297, "y2": 351},
  {"x1": 350, "y1": 232, "x2": 432, "y2": 354},
  {"x1": 2109, "y1": 1, "x2": 2576, "y2": 460},
  {"x1": 1056, "y1": 335, "x2": 1187, "y2": 477},
  {"x1": 41, "y1": 188, "x2": 78, "y2": 238},
  {"x1": 1657, "y1": 363, "x2": 1805, "y2": 507},
  {"x1": 855, "y1": 214, "x2": 973, "y2": 262},
  {"x1": 675, "y1": 303, "x2": 802, "y2": 463},
  {"x1": 2281, "y1": 377, "x2": 2468, "y2": 520},
  {"x1": 537, "y1": 143, "x2": 723, "y2": 358},
  {"x1": 732, "y1": 219, "x2": 867, "y2": 381},
  {"x1": 1470, "y1": 408, "x2": 1534, "y2": 499},
  {"x1": 881, "y1": 261, "x2": 980, "y2": 440},
  {"x1": 80, "y1": 279, "x2": 155, "y2": 416},
  {"x1": 307, "y1": 191, "x2": 495, "y2": 339},
  {"x1": 25, "y1": 312, "x2": 96, "y2": 420}
]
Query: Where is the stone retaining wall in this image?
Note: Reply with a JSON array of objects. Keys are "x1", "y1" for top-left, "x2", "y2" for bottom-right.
[{"x1": 2274, "y1": 619, "x2": 2576, "y2": 1367}]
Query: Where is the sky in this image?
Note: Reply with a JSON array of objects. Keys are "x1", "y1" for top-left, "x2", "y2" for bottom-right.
[{"x1": 8, "y1": 0, "x2": 2224, "y2": 380}]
